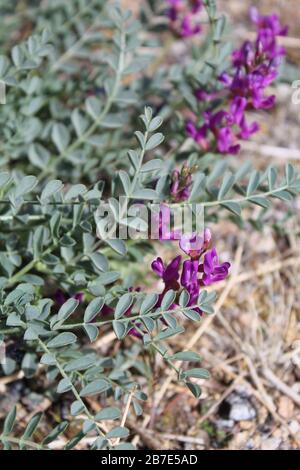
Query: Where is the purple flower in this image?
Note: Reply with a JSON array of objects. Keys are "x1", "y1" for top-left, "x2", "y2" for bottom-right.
[
  {"x1": 202, "y1": 248, "x2": 231, "y2": 285},
  {"x1": 186, "y1": 120, "x2": 209, "y2": 150},
  {"x1": 187, "y1": 8, "x2": 287, "y2": 155},
  {"x1": 154, "y1": 204, "x2": 182, "y2": 241},
  {"x1": 181, "y1": 15, "x2": 201, "y2": 37},
  {"x1": 170, "y1": 165, "x2": 193, "y2": 201},
  {"x1": 179, "y1": 229, "x2": 211, "y2": 259},
  {"x1": 250, "y1": 7, "x2": 288, "y2": 60},
  {"x1": 167, "y1": 0, "x2": 203, "y2": 38},
  {"x1": 181, "y1": 259, "x2": 200, "y2": 305},
  {"x1": 151, "y1": 255, "x2": 181, "y2": 291}
]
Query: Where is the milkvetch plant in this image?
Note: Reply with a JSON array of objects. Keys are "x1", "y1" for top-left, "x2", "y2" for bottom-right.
[{"x1": 0, "y1": 0, "x2": 298, "y2": 450}]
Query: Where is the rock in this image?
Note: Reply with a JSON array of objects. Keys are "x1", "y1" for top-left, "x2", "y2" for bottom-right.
[
  {"x1": 220, "y1": 390, "x2": 257, "y2": 422},
  {"x1": 216, "y1": 419, "x2": 235, "y2": 429},
  {"x1": 288, "y1": 419, "x2": 300, "y2": 434},
  {"x1": 229, "y1": 400, "x2": 256, "y2": 421}
]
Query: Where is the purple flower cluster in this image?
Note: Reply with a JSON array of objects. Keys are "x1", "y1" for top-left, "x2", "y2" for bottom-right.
[
  {"x1": 170, "y1": 163, "x2": 193, "y2": 201},
  {"x1": 152, "y1": 228, "x2": 230, "y2": 311},
  {"x1": 167, "y1": 0, "x2": 203, "y2": 38},
  {"x1": 186, "y1": 8, "x2": 287, "y2": 154}
]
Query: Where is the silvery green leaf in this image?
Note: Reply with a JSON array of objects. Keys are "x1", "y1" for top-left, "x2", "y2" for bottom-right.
[
  {"x1": 40, "y1": 180, "x2": 63, "y2": 202},
  {"x1": 221, "y1": 201, "x2": 241, "y2": 217},
  {"x1": 106, "y1": 426, "x2": 129, "y2": 439},
  {"x1": 22, "y1": 412, "x2": 43, "y2": 440},
  {"x1": 40, "y1": 353, "x2": 56, "y2": 365},
  {"x1": 271, "y1": 190, "x2": 293, "y2": 201},
  {"x1": 71, "y1": 109, "x2": 88, "y2": 137},
  {"x1": 52, "y1": 123, "x2": 70, "y2": 152},
  {"x1": 84, "y1": 297, "x2": 104, "y2": 323},
  {"x1": 248, "y1": 196, "x2": 270, "y2": 208},
  {"x1": 42, "y1": 422, "x2": 68, "y2": 445},
  {"x1": 132, "y1": 188, "x2": 157, "y2": 200},
  {"x1": 185, "y1": 382, "x2": 202, "y2": 398},
  {"x1": 65, "y1": 355, "x2": 95, "y2": 373},
  {"x1": 114, "y1": 443, "x2": 136, "y2": 450},
  {"x1": 24, "y1": 326, "x2": 39, "y2": 341},
  {"x1": 6, "y1": 313, "x2": 23, "y2": 327},
  {"x1": 71, "y1": 401, "x2": 85, "y2": 416},
  {"x1": 134, "y1": 130, "x2": 145, "y2": 147},
  {"x1": 162, "y1": 312, "x2": 177, "y2": 329},
  {"x1": 102, "y1": 114, "x2": 124, "y2": 128},
  {"x1": 3, "y1": 406, "x2": 16, "y2": 435},
  {"x1": 57, "y1": 378, "x2": 72, "y2": 393},
  {"x1": 83, "y1": 324, "x2": 99, "y2": 342},
  {"x1": 83, "y1": 420, "x2": 95, "y2": 434},
  {"x1": 182, "y1": 309, "x2": 201, "y2": 321},
  {"x1": 179, "y1": 290, "x2": 190, "y2": 307},
  {"x1": 218, "y1": 172, "x2": 235, "y2": 200},
  {"x1": 145, "y1": 133, "x2": 164, "y2": 150},
  {"x1": 85, "y1": 96, "x2": 102, "y2": 119},
  {"x1": 115, "y1": 293, "x2": 133, "y2": 319},
  {"x1": 95, "y1": 407, "x2": 121, "y2": 421},
  {"x1": 89, "y1": 252, "x2": 108, "y2": 272},
  {"x1": 247, "y1": 170, "x2": 260, "y2": 196},
  {"x1": 161, "y1": 289, "x2": 176, "y2": 310},
  {"x1": 141, "y1": 159, "x2": 162, "y2": 173},
  {"x1": 47, "y1": 333, "x2": 77, "y2": 348},
  {"x1": 119, "y1": 170, "x2": 131, "y2": 195},
  {"x1": 128, "y1": 149, "x2": 139, "y2": 169},
  {"x1": 15, "y1": 175, "x2": 37, "y2": 197},
  {"x1": 0, "y1": 172, "x2": 11, "y2": 187},
  {"x1": 105, "y1": 239, "x2": 127, "y2": 256},
  {"x1": 28, "y1": 143, "x2": 50, "y2": 169},
  {"x1": 57, "y1": 298, "x2": 79, "y2": 322},
  {"x1": 64, "y1": 184, "x2": 87, "y2": 201},
  {"x1": 141, "y1": 317, "x2": 155, "y2": 332},
  {"x1": 80, "y1": 379, "x2": 110, "y2": 397},
  {"x1": 140, "y1": 293, "x2": 159, "y2": 315},
  {"x1": 155, "y1": 325, "x2": 185, "y2": 341},
  {"x1": 285, "y1": 163, "x2": 295, "y2": 184},
  {"x1": 148, "y1": 116, "x2": 163, "y2": 132},
  {"x1": 199, "y1": 303, "x2": 214, "y2": 315},
  {"x1": 170, "y1": 351, "x2": 201, "y2": 361},
  {"x1": 113, "y1": 320, "x2": 127, "y2": 339},
  {"x1": 12, "y1": 45, "x2": 24, "y2": 67},
  {"x1": 0, "y1": 55, "x2": 10, "y2": 76},
  {"x1": 268, "y1": 167, "x2": 277, "y2": 190},
  {"x1": 182, "y1": 368, "x2": 210, "y2": 379}
]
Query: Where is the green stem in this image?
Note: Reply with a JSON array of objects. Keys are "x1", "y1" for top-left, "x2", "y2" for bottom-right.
[
  {"x1": 0, "y1": 435, "x2": 47, "y2": 450},
  {"x1": 55, "y1": 303, "x2": 202, "y2": 330},
  {"x1": 37, "y1": 338, "x2": 112, "y2": 449}
]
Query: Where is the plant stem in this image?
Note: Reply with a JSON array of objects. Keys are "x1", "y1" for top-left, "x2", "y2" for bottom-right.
[
  {"x1": 37, "y1": 338, "x2": 113, "y2": 449},
  {"x1": 0, "y1": 435, "x2": 47, "y2": 450}
]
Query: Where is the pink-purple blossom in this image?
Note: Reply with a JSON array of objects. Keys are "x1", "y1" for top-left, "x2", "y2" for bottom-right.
[
  {"x1": 151, "y1": 228, "x2": 230, "y2": 316},
  {"x1": 202, "y1": 248, "x2": 231, "y2": 285},
  {"x1": 151, "y1": 255, "x2": 181, "y2": 291},
  {"x1": 170, "y1": 164, "x2": 193, "y2": 201},
  {"x1": 187, "y1": 8, "x2": 287, "y2": 155},
  {"x1": 179, "y1": 229, "x2": 211, "y2": 259},
  {"x1": 167, "y1": 0, "x2": 203, "y2": 38}
]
